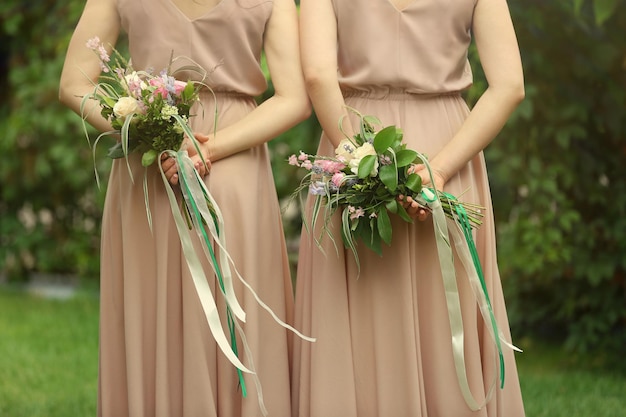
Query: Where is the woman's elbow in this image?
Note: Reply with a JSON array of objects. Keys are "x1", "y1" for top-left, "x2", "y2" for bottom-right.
[{"x1": 511, "y1": 81, "x2": 525, "y2": 105}]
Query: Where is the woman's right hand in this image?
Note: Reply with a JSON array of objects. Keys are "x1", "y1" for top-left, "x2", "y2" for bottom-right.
[
  {"x1": 160, "y1": 132, "x2": 212, "y2": 185},
  {"x1": 398, "y1": 164, "x2": 447, "y2": 221}
]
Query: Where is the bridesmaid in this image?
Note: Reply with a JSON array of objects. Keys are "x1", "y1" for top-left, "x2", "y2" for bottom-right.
[
  {"x1": 59, "y1": 0, "x2": 310, "y2": 416},
  {"x1": 292, "y1": 0, "x2": 526, "y2": 416}
]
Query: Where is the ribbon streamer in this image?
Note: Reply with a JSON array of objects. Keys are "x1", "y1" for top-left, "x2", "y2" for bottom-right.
[
  {"x1": 417, "y1": 155, "x2": 519, "y2": 411},
  {"x1": 157, "y1": 151, "x2": 315, "y2": 416}
]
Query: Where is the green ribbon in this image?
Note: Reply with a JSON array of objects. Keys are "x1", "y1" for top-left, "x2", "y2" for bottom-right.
[
  {"x1": 414, "y1": 151, "x2": 521, "y2": 410},
  {"x1": 159, "y1": 152, "x2": 252, "y2": 383},
  {"x1": 176, "y1": 154, "x2": 248, "y2": 397}
]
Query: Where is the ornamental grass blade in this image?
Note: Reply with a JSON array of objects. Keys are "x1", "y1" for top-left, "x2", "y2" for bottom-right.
[{"x1": 341, "y1": 207, "x2": 360, "y2": 269}]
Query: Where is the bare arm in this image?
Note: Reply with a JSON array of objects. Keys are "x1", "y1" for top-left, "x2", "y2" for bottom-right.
[
  {"x1": 299, "y1": 0, "x2": 353, "y2": 148},
  {"x1": 200, "y1": 0, "x2": 311, "y2": 162},
  {"x1": 423, "y1": 0, "x2": 525, "y2": 187},
  {"x1": 59, "y1": 0, "x2": 121, "y2": 133}
]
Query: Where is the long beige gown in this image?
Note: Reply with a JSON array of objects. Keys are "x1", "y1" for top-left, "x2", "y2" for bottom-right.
[
  {"x1": 292, "y1": 0, "x2": 526, "y2": 416},
  {"x1": 98, "y1": 0, "x2": 294, "y2": 416}
]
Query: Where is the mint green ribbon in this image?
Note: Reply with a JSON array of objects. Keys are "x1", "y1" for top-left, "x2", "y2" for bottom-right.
[{"x1": 415, "y1": 153, "x2": 520, "y2": 410}]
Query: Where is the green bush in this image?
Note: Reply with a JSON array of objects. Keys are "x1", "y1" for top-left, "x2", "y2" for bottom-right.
[
  {"x1": 0, "y1": 1, "x2": 106, "y2": 281},
  {"x1": 486, "y1": 0, "x2": 626, "y2": 358}
]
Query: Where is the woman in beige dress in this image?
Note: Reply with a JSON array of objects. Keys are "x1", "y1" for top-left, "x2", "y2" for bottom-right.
[
  {"x1": 292, "y1": 0, "x2": 526, "y2": 415},
  {"x1": 59, "y1": 0, "x2": 309, "y2": 415}
]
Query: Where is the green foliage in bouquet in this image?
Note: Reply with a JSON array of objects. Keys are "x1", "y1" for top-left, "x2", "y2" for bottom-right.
[{"x1": 290, "y1": 110, "x2": 483, "y2": 267}]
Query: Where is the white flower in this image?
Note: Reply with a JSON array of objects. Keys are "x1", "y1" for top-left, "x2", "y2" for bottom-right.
[
  {"x1": 113, "y1": 96, "x2": 140, "y2": 119},
  {"x1": 349, "y1": 142, "x2": 379, "y2": 176},
  {"x1": 335, "y1": 138, "x2": 357, "y2": 162},
  {"x1": 160, "y1": 104, "x2": 179, "y2": 120}
]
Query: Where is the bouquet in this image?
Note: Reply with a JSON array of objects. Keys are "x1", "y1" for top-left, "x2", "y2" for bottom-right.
[
  {"x1": 83, "y1": 36, "x2": 208, "y2": 178},
  {"x1": 289, "y1": 110, "x2": 484, "y2": 266},
  {"x1": 82, "y1": 38, "x2": 313, "y2": 410}
]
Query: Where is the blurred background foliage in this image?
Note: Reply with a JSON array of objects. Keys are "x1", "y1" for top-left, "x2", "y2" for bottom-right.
[{"x1": 1, "y1": 0, "x2": 624, "y2": 362}]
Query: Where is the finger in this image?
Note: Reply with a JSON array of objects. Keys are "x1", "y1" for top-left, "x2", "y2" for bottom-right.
[{"x1": 194, "y1": 132, "x2": 210, "y2": 143}]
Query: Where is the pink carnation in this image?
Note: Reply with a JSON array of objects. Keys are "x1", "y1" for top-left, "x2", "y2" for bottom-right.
[
  {"x1": 149, "y1": 78, "x2": 169, "y2": 99},
  {"x1": 315, "y1": 159, "x2": 346, "y2": 174},
  {"x1": 173, "y1": 80, "x2": 187, "y2": 96},
  {"x1": 331, "y1": 172, "x2": 345, "y2": 187}
]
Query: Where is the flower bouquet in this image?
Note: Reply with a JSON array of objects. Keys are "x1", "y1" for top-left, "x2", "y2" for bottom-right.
[
  {"x1": 289, "y1": 110, "x2": 484, "y2": 266},
  {"x1": 81, "y1": 38, "x2": 313, "y2": 409},
  {"x1": 83, "y1": 36, "x2": 209, "y2": 183}
]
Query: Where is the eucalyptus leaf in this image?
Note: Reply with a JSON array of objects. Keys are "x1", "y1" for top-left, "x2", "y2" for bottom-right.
[
  {"x1": 396, "y1": 149, "x2": 418, "y2": 167},
  {"x1": 405, "y1": 173, "x2": 422, "y2": 192},
  {"x1": 377, "y1": 208, "x2": 392, "y2": 246},
  {"x1": 373, "y1": 126, "x2": 397, "y2": 154},
  {"x1": 379, "y1": 164, "x2": 398, "y2": 191},
  {"x1": 358, "y1": 155, "x2": 377, "y2": 179}
]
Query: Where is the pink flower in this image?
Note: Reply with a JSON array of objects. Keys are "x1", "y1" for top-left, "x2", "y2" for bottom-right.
[
  {"x1": 298, "y1": 151, "x2": 309, "y2": 162},
  {"x1": 331, "y1": 172, "x2": 345, "y2": 187},
  {"x1": 301, "y1": 160, "x2": 313, "y2": 170},
  {"x1": 348, "y1": 206, "x2": 365, "y2": 220},
  {"x1": 315, "y1": 159, "x2": 346, "y2": 174},
  {"x1": 173, "y1": 80, "x2": 187, "y2": 96},
  {"x1": 288, "y1": 155, "x2": 299, "y2": 166},
  {"x1": 150, "y1": 78, "x2": 169, "y2": 99}
]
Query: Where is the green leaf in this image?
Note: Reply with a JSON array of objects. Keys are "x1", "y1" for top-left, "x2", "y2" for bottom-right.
[
  {"x1": 593, "y1": 0, "x2": 619, "y2": 25},
  {"x1": 358, "y1": 155, "x2": 377, "y2": 178},
  {"x1": 396, "y1": 203, "x2": 413, "y2": 223},
  {"x1": 405, "y1": 173, "x2": 422, "y2": 193},
  {"x1": 377, "y1": 208, "x2": 392, "y2": 246},
  {"x1": 373, "y1": 126, "x2": 398, "y2": 154},
  {"x1": 379, "y1": 164, "x2": 398, "y2": 191},
  {"x1": 396, "y1": 149, "x2": 418, "y2": 167},
  {"x1": 386, "y1": 199, "x2": 399, "y2": 214},
  {"x1": 141, "y1": 149, "x2": 158, "y2": 167}
]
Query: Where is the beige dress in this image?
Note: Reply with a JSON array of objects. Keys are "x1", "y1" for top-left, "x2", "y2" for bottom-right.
[
  {"x1": 292, "y1": 0, "x2": 526, "y2": 416},
  {"x1": 98, "y1": 0, "x2": 294, "y2": 416}
]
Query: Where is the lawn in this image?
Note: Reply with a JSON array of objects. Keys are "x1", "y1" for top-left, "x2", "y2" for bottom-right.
[{"x1": 0, "y1": 286, "x2": 624, "y2": 417}]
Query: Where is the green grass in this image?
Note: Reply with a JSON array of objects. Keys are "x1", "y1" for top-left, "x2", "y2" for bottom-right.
[
  {"x1": 515, "y1": 337, "x2": 626, "y2": 417},
  {"x1": 0, "y1": 286, "x2": 625, "y2": 417},
  {"x1": 0, "y1": 286, "x2": 99, "y2": 417}
]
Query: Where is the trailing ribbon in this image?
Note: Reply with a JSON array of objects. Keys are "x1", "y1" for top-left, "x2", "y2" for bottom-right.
[
  {"x1": 156, "y1": 150, "x2": 315, "y2": 416},
  {"x1": 417, "y1": 154, "x2": 520, "y2": 411}
]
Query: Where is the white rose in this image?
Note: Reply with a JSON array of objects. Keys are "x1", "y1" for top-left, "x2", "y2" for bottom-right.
[
  {"x1": 113, "y1": 96, "x2": 140, "y2": 119},
  {"x1": 335, "y1": 138, "x2": 357, "y2": 162},
  {"x1": 349, "y1": 142, "x2": 379, "y2": 176}
]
